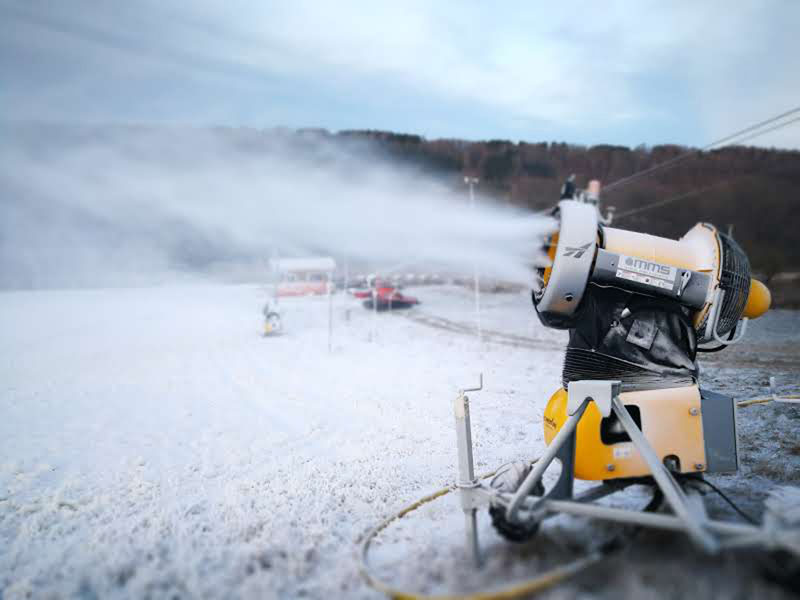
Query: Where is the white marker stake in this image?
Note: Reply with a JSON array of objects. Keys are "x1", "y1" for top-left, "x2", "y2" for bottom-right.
[
  {"x1": 327, "y1": 275, "x2": 333, "y2": 353},
  {"x1": 465, "y1": 177, "x2": 482, "y2": 345}
]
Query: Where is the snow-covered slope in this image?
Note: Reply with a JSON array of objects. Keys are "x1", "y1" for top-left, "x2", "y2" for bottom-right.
[{"x1": 1, "y1": 284, "x2": 797, "y2": 598}]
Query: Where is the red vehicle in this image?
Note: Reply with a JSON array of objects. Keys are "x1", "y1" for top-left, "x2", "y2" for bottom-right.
[{"x1": 350, "y1": 281, "x2": 419, "y2": 311}]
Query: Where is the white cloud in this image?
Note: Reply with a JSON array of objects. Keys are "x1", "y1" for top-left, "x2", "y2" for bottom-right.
[{"x1": 2, "y1": 0, "x2": 799, "y2": 147}]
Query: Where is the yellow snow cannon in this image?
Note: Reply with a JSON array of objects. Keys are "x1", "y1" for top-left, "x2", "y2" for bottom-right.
[
  {"x1": 530, "y1": 189, "x2": 771, "y2": 482},
  {"x1": 473, "y1": 178, "x2": 785, "y2": 558}
]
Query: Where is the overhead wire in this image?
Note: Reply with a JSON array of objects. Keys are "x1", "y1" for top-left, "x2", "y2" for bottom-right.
[
  {"x1": 610, "y1": 109, "x2": 800, "y2": 222},
  {"x1": 725, "y1": 114, "x2": 800, "y2": 147},
  {"x1": 604, "y1": 104, "x2": 800, "y2": 193},
  {"x1": 613, "y1": 181, "x2": 730, "y2": 221}
]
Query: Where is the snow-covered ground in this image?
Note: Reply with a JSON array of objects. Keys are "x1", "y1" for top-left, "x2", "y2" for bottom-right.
[{"x1": 1, "y1": 284, "x2": 798, "y2": 599}]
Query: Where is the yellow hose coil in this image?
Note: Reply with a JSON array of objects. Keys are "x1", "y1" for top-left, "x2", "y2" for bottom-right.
[{"x1": 358, "y1": 464, "x2": 604, "y2": 600}]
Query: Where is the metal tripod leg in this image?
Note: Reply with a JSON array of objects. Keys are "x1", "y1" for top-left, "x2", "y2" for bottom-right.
[
  {"x1": 549, "y1": 427, "x2": 577, "y2": 500},
  {"x1": 611, "y1": 395, "x2": 719, "y2": 553},
  {"x1": 506, "y1": 399, "x2": 589, "y2": 523}
]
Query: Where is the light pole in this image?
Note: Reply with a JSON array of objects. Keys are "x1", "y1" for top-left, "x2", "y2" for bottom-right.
[
  {"x1": 464, "y1": 176, "x2": 482, "y2": 344},
  {"x1": 327, "y1": 272, "x2": 333, "y2": 353}
]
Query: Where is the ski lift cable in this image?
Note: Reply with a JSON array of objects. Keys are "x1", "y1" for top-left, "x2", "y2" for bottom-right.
[
  {"x1": 613, "y1": 181, "x2": 731, "y2": 221},
  {"x1": 722, "y1": 113, "x2": 800, "y2": 147},
  {"x1": 612, "y1": 114, "x2": 800, "y2": 222},
  {"x1": 604, "y1": 104, "x2": 800, "y2": 193},
  {"x1": 530, "y1": 107, "x2": 800, "y2": 220}
]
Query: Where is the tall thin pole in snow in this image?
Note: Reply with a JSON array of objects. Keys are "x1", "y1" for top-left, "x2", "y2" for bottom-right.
[
  {"x1": 272, "y1": 247, "x2": 280, "y2": 307},
  {"x1": 465, "y1": 177, "x2": 482, "y2": 345},
  {"x1": 372, "y1": 276, "x2": 378, "y2": 342},
  {"x1": 327, "y1": 273, "x2": 333, "y2": 353}
]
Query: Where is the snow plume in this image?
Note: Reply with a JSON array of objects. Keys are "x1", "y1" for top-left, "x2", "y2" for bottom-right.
[{"x1": 0, "y1": 124, "x2": 554, "y2": 290}]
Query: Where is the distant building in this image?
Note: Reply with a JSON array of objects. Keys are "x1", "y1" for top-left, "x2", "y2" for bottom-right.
[{"x1": 269, "y1": 257, "x2": 336, "y2": 297}]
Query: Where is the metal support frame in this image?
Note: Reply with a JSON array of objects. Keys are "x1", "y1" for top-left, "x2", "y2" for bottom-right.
[
  {"x1": 452, "y1": 377, "x2": 800, "y2": 568},
  {"x1": 505, "y1": 399, "x2": 588, "y2": 523},
  {"x1": 609, "y1": 392, "x2": 718, "y2": 553}
]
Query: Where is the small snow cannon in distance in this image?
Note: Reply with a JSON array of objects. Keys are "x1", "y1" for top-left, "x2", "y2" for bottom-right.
[{"x1": 262, "y1": 302, "x2": 282, "y2": 336}]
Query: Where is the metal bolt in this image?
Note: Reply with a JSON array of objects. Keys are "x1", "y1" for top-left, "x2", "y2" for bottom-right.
[
  {"x1": 606, "y1": 464, "x2": 616, "y2": 472},
  {"x1": 694, "y1": 463, "x2": 705, "y2": 471},
  {"x1": 689, "y1": 407, "x2": 700, "y2": 416},
  {"x1": 564, "y1": 293, "x2": 574, "y2": 302}
]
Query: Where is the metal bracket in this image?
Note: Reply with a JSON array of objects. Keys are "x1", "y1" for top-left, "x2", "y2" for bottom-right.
[
  {"x1": 677, "y1": 269, "x2": 692, "y2": 297},
  {"x1": 568, "y1": 380, "x2": 618, "y2": 417},
  {"x1": 704, "y1": 288, "x2": 749, "y2": 345},
  {"x1": 456, "y1": 481, "x2": 487, "y2": 511},
  {"x1": 460, "y1": 373, "x2": 483, "y2": 395}
]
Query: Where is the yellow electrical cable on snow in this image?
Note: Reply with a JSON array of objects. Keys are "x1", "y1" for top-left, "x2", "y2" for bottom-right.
[
  {"x1": 737, "y1": 395, "x2": 800, "y2": 408},
  {"x1": 358, "y1": 463, "x2": 605, "y2": 600}
]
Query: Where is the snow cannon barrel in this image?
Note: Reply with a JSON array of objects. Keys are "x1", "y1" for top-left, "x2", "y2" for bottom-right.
[{"x1": 534, "y1": 200, "x2": 769, "y2": 345}]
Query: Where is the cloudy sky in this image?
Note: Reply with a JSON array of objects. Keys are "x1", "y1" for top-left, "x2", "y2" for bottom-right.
[{"x1": 2, "y1": 0, "x2": 799, "y2": 148}]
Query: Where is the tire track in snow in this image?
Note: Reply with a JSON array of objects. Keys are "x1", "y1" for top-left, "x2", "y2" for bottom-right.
[{"x1": 399, "y1": 310, "x2": 560, "y2": 351}]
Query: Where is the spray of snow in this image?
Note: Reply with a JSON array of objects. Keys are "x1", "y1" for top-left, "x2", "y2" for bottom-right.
[{"x1": 0, "y1": 124, "x2": 554, "y2": 290}]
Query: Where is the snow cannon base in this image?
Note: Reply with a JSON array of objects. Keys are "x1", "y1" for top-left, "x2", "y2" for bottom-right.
[{"x1": 359, "y1": 377, "x2": 800, "y2": 598}]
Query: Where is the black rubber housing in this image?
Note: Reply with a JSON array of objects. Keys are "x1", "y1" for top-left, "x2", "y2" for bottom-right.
[{"x1": 489, "y1": 481, "x2": 545, "y2": 543}]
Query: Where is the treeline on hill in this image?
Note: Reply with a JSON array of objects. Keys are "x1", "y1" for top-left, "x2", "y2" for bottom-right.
[{"x1": 325, "y1": 129, "x2": 799, "y2": 280}]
